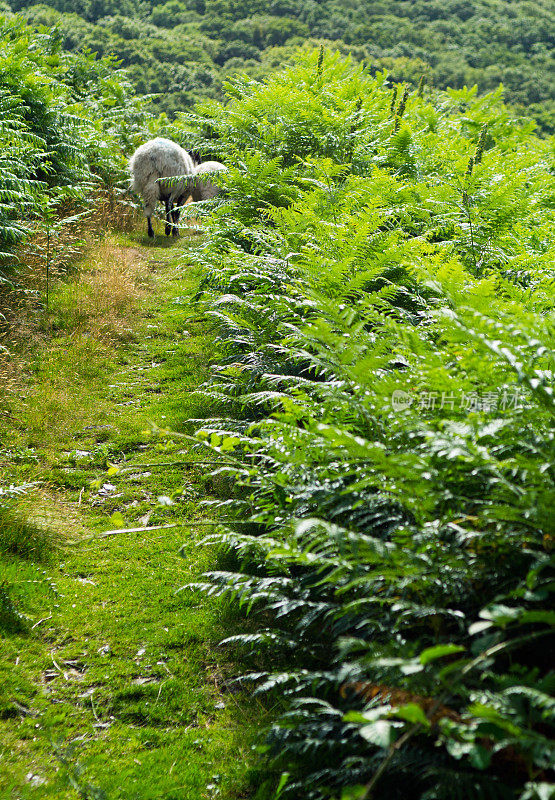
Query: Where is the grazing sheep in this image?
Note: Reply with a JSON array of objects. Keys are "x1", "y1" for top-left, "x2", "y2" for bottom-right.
[
  {"x1": 189, "y1": 161, "x2": 227, "y2": 202},
  {"x1": 129, "y1": 138, "x2": 195, "y2": 238}
]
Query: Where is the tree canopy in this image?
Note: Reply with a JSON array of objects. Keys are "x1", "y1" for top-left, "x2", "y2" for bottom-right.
[{"x1": 5, "y1": 0, "x2": 554, "y2": 132}]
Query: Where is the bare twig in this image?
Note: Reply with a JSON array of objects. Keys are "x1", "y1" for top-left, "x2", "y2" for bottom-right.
[
  {"x1": 99, "y1": 523, "x2": 178, "y2": 537},
  {"x1": 50, "y1": 652, "x2": 63, "y2": 673},
  {"x1": 31, "y1": 614, "x2": 53, "y2": 630},
  {"x1": 90, "y1": 690, "x2": 101, "y2": 724}
]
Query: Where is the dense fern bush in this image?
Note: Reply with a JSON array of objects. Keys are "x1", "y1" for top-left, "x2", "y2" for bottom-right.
[
  {"x1": 175, "y1": 50, "x2": 554, "y2": 800},
  {"x1": 0, "y1": 90, "x2": 42, "y2": 270},
  {"x1": 0, "y1": 15, "x2": 144, "y2": 283}
]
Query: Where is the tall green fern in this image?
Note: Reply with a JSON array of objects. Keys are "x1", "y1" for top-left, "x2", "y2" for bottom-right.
[{"x1": 173, "y1": 49, "x2": 554, "y2": 800}]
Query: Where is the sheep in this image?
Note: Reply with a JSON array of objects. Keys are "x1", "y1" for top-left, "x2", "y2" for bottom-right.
[
  {"x1": 129, "y1": 138, "x2": 195, "y2": 238},
  {"x1": 189, "y1": 161, "x2": 227, "y2": 202}
]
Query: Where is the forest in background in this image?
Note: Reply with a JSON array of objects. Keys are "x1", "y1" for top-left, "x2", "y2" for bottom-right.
[{"x1": 2, "y1": 0, "x2": 554, "y2": 133}]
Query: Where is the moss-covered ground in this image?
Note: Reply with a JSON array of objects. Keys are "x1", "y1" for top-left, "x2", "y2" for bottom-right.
[{"x1": 0, "y1": 229, "x2": 265, "y2": 799}]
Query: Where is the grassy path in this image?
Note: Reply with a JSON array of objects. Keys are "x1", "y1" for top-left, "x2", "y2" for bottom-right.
[{"x1": 0, "y1": 231, "x2": 262, "y2": 799}]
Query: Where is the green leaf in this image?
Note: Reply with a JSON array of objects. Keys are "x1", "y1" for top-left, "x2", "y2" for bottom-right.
[
  {"x1": 341, "y1": 786, "x2": 367, "y2": 800},
  {"x1": 275, "y1": 772, "x2": 290, "y2": 797},
  {"x1": 520, "y1": 783, "x2": 555, "y2": 800},
  {"x1": 359, "y1": 721, "x2": 398, "y2": 748},
  {"x1": 468, "y1": 620, "x2": 493, "y2": 635},
  {"x1": 221, "y1": 436, "x2": 240, "y2": 452},
  {"x1": 343, "y1": 711, "x2": 371, "y2": 724},
  {"x1": 438, "y1": 658, "x2": 472, "y2": 680},
  {"x1": 469, "y1": 744, "x2": 492, "y2": 770},
  {"x1": 446, "y1": 739, "x2": 474, "y2": 760},
  {"x1": 520, "y1": 610, "x2": 555, "y2": 626},
  {"x1": 108, "y1": 512, "x2": 125, "y2": 529},
  {"x1": 394, "y1": 703, "x2": 431, "y2": 727},
  {"x1": 468, "y1": 705, "x2": 522, "y2": 736},
  {"x1": 480, "y1": 604, "x2": 522, "y2": 627},
  {"x1": 419, "y1": 644, "x2": 465, "y2": 665}
]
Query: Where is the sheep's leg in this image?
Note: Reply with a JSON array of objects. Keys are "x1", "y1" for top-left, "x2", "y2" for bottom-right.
[
  {"x1": 143, "y1": 197, "x2": 157, "y2": 239},
  {"x1": 165, "y1": 198, "x2": 172, "y2": 237},
  {"x1": 171, "y1": 205, "x2": 180, "y2": 237}
]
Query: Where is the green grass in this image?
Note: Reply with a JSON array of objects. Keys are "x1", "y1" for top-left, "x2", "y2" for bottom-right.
[{"x1": 0, "y1": 229, "x2": 266, "y2": 799}]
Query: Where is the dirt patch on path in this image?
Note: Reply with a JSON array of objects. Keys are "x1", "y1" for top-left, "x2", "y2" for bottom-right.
[
  {"x1": 47, "y1": 240, "x2": 153, "y2": 342},
  {"x1": 0, "y1": 237, "x2": 152, "y2": 420}
]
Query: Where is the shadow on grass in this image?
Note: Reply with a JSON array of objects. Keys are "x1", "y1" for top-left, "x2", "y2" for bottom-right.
[
  {"x1": 0, "y1": 506, "x2": 55, "y2": 562},
  {"x1": 137, "y1": 235, "x2": 177, "y2": 248},
  {"x1": 0, "y1": 581, "x2": 27, "y2": 633},
  {"x1": 135, "y1": 229, "x2": 204, "y2": 248}
]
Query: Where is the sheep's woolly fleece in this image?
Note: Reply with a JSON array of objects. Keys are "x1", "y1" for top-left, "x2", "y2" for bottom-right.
[
  {"x1": 189, "y1": 161, "x2": 227, "y2": 202},
  {"x1": 129, "y1": 138, "x2": 195, "y2": 217}
]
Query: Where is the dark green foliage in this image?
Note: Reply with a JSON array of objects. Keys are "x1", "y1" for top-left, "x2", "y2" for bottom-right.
[
  {"x1": 0, "y1": 90, "x2": 42, "y2": 270},
  {"x1": 179, "y1": 51, "x2": 555, "y2": 800}
]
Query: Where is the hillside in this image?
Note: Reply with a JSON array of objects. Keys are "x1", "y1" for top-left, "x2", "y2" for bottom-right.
[
  {"x1": 0, "y1": 12, "x2": 553, "y2": 800},
  {"x1": 4, "y1": 0, "x2": 555, "y2": 132}
]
